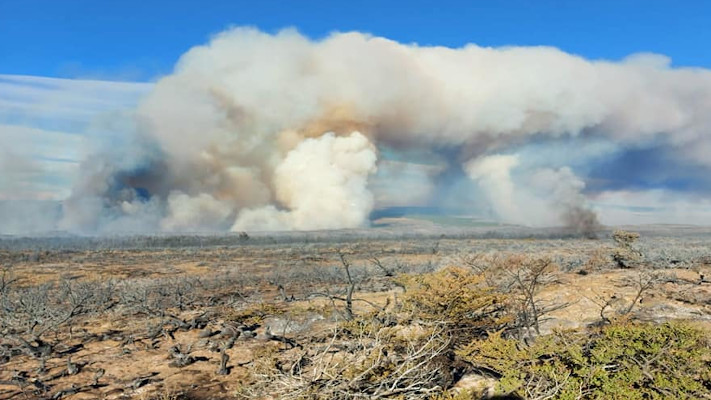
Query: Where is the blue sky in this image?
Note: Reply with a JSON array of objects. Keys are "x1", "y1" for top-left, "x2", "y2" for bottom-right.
[{"x1": 1, "y1": 0, "x2": 710, "y2": 81}]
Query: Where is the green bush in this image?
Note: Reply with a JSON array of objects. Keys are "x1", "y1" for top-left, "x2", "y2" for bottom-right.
[{"x1": 458, "y1": 321, "x2": 711, "y2": 399}]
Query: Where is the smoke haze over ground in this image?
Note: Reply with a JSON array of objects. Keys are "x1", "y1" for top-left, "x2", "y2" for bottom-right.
[{"x1": 3, "y1": 27, "x2": 711, "y2": 234}]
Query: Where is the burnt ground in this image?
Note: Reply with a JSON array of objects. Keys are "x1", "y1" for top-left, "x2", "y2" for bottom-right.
[{"x1": 1, "y1": 227, "x2": 710, "y2": 399}]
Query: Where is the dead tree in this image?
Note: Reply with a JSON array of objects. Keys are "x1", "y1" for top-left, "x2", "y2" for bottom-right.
[
  {"x1": 0, "y1": 265, "x2": 18, "y2": 296},
  {"x1": 500, "y1": 256, "x2": 569, "y2": 341},
  {"x1": 338, "y1": 250, "x2": 356, "y2": 320},
  {"x1": 621, "y1": 271, "x2": 661, "y2": 315},
  {"x1": 369, "y1": 256, "x2": 394, "y2": 277}
]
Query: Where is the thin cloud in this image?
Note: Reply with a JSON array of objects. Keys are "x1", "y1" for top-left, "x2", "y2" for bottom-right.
[{"x1": 0, "y1": 75, "x2": 150, "y2": 202}]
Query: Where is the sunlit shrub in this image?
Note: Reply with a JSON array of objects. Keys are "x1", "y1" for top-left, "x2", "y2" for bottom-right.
[
  {"x1": 458, "y1": 321, "x2": 711, "y2": 399},
  {"x1": 397, "y1": 266, "x2": 511, "y2": 343}
]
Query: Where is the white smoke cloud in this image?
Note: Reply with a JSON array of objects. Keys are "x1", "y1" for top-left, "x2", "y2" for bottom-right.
[
  {"x1": 6, "y1": 27, "x2": 711, "y2": 233},
  {"x1": 464, "y1": 155, "x2": 522, "y2": 224},
  {"x1": 161, "y1": 192, "x2": 233, "y2": 232},
  {"x1": 133, "y1": 28, "x2": 711, "y2": 160},
  {"x1": 465, "y1": 154, "x2": 598, "y2": 232},
  {"x1": 232, "y1": 131, "x2": 377, "y2": 231}
]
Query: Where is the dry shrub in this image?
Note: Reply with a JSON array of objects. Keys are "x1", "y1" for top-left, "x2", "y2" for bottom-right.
[
  {"x1": 397, "y1": 266, "x2": 510, "y2": 343},
  {"x1": 582, "y1": 247, "x2": 613, "y2": 272},
  {"x1": 461, "y1": 254, "x2": 565, "y2": 340},
  {"x1": 611, "y1": 230, "x2": 643, "y2": 268},
  {"x1": 247, "y1": 323, "x2": 453, "y2": 399}
]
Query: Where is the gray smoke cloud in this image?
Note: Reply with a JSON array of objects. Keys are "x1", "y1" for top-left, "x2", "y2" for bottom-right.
[{"x1": 53, "y1": 27, "x2": 711, "y2": 233}]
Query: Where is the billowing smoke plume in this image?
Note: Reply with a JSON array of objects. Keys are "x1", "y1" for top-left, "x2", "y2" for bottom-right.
[
  {"x1": 465, "y1": 155, "x2": 522, "y2": 224},
  {"x1": 55, "y1": 27, "x2": 711, "y2": 233},
  {"x1": 232, "y1": 132, "x2": 377, "y2": 231},
  {"x1": 464, "y1": 155, "x2": 599, "y2": 234}
]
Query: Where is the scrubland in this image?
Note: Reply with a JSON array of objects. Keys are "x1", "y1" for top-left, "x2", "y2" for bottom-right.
[{"x1": 1, "y1": 227, "x2": 710, "y2": 399}]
